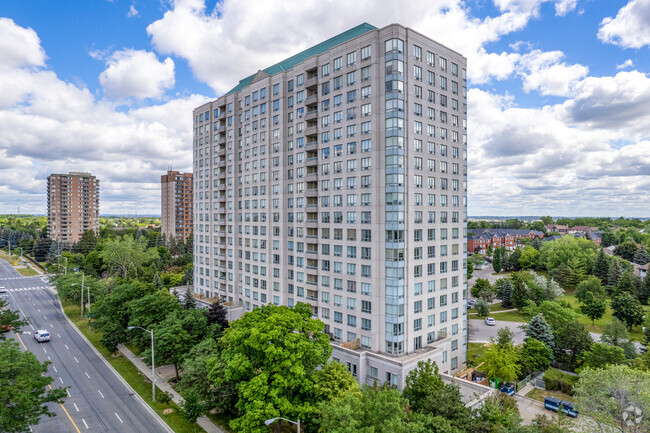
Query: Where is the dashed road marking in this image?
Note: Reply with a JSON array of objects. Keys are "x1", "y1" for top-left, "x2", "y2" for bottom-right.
[
  {"x1": 82, "y1": 419, "x2": 88, "y2": 429},
  {"x1": 85, "y1": 371, "x2": 90, "y2": 379},
  {"x1": 114, "y1": 413, "x2": 123, "y2": 424},
  {"x1": 98, "y1": 390, "x2": 104, "y2": 399},
  {"x1": 74, "y1": 402, "x2": 79, "y2": 412}
]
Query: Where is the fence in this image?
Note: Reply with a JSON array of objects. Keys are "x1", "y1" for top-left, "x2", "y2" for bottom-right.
[{"x1": 516, "y1": 371, "x2": 540, "y2": 392}]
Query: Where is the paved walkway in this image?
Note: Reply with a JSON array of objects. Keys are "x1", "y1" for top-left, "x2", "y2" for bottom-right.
[{"x1": 118, "y1": 344, "x2": 226, "y2": 433}]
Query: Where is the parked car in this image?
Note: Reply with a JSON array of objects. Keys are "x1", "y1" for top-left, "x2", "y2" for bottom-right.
[
  {"x1": 467, "y1": 299, "x2": 476, "y2": 307},
  {"x1": 0, "y1": 286, "x2": 7, "y2": 294},
  {"x1": 500, "y1": 383, "x2": 515, "y2": 396},
  {"x1": 485, "y1": 317, "x2": 496, "y2": 326},
  {"x1": 34, "y1": 330, "x2": 51, "y2": 343},
  {"x1": 544, "y1": 396, "x2": 578, "y2": 417}
]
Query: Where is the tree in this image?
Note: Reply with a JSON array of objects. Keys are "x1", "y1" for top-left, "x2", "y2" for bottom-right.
[
  {"x1": 580, "y1": 343, "x2": 627, "y2": 369},
  {"x1": 600, "y1": 229, "x2": 617, "y2": 247},
  {"x1": 180, "y1": 389, "x2": 205, "y2": 433},
  {"x1": 616, "y1": 271, "x2": 637, "y2": 296},
  {"x1": 206, "y1": 301, "x2": 229, "y2": 332},
  {"x1": 177, "y1": 338, "x2": 229, "y2": 413},
  {"x1": 98, "y1": 234, "x2": 159, "y2": 278},
  {"x1": 471, "y1": 393, "x2": 521, "y2": 433},
  {"x1": 519, "y1": 246, "x2": 540, "y2": 270},
  {"x1": 497, "y1": 279, "x2": 513, "y2": 308},
  {"x1": 634, "y1": 247, "x2": 649, "y2": 265},
  {"x1": 312, "y1": 361, "x2": 359, "y2": 402},
  {"x1": 519, "y1": 338, "x2": 553, "y2": 374},
  {"x1": 539, "y1": 236, "x2": 598, "y2": 274},
  {"x1": 600, "y1": 318, "x2": 637, "y2": 360},
  {"x1": 496, "y1": 327, "x2": 515, "y2": 348},
  {"x1": 611, "y1": 292, "x2": 644, "y2": 330},
  {"x1": 505, "y1": 247, "x2": 522, "y2": 272},
  {"x1": 541, "y1": 216, "x2": 554, "y2": 225},
  {"x1": 525, "y1": 314, "x2": 554, "y2": 349},
  {"x1": 481, "y1": 340, "x2": 521, "y2": 384},
  {"x1": 475, "y1": 298, "x2": 490, "y2": 317},
  {"x1": 487, "y1": 243, "x2": 494, "y2": 258},
  {"x1": 575, "y1": 365, "x2": 650, "y2": 433},
  {"x1": 77, "y1": 230, "x2": 98, "y2": 255},
  {"x1": 492, "y1": 249, "x2": 502, "y2": 273},
  {"x1": 594, "y1": 248, "x2": 610, "y2": 282},
  {"x1": 525, "y1": 301, "x2": 579, "y2": 332},
  {"x1": 0, "y1": 299, "x2": 28, "y2": 341},
  {"x1": 531, "y1": 237, "x2": 543, "y2": 251},
  {"x1": 580, "y1": 291, "x2": 607, "y2": 326},
  {"x1": 639, "y1": 273, "x2": 650, "y2": 305},
  {"x1": 608, "y1": 258, "x2": 623, "y2": 286},
  {"x1": 183, "y1": 287, "x2": 196, "y2": 310},
  {"x1": 553, "y1": 320, "x2": 593, "y2": 371},
  {"x1": 317, "y1": 383, "x2": 429, "y2": 433},
  {"x1": 644, "y1": 315, "x2": 650, "y2": 348},
  {"x1": 467, "y1": 260, "x2": 474, "y2": 280},
  {"x1": 563, "y1": 257, "x2": 586, "y2": 291},
  {"x1": 511, "y1": 276, "x2": 529, "y2": 309},
  {"x1": 575, "y1": 275, "x2": 605, "y2": 304},
  {"x1": 471, "y1": 278, "x2": 493, "y2": 301},
  {"x1": 615, "y1": 239, "x2": 639, "y2": 262},
  {"x1": 403, "y1": 360, "x2": 471, "y2": 431},
  {"x1": 0, "y1": 340, "x2": 68, "y2": 433},
  {"x1": 207, "y1": 303, "x2": 331, "y2": 433}
]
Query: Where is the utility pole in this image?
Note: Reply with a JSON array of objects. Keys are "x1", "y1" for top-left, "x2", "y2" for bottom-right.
[
  {"x1": 80, "y1": 272, "x2": 85, "y2": 319},
  {"x1": 87, "y1": 275, "x2": 91, "y2": 332}
]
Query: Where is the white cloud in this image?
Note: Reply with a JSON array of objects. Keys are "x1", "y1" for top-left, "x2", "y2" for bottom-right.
[
  {"x1": 127, "y1": 4, "x2": 139, "y2": 18},
  {"x1": 616, "y1": 59, "x2": 634, "y2": 70},
  {"x1": 0, "y1": 19, "x2": 209, "y2": 214},
  {"x1": 0, "y1": 18, "x2": 46, "y2": 70},
  {"x1": 598, "y1": 0, "x2": 650, "y2": 49},
  {"x1": 99, "y1": 49, "x2": 175, "y2": 100},
  {"x1": 516, "y1": 49, "x2": 588, "y2": 96},
  {"x1": 554, "y1": 0, "x2": 578, "y2": 16},
  {"x1": 147, "y1": 0, "x2": 576, "y2": 94}
]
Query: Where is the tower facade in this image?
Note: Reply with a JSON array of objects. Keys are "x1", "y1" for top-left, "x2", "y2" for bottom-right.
[
  {"x1": 161, "y1": 170, "x2": 194, "y2": 242},
  {"x1": 192, "y1": 23, "x2": 468, "y2": 387},
  {"x1": 47, "y1": 172, "x2": 100, "y2": 244}
]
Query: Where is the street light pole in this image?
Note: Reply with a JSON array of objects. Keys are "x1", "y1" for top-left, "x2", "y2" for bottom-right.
[
  {"x1": 128, "y1": 326, "x2": 155, "y2": 401},
  {"x1": 80, "y1": 272, "x2": 85, "y2": 320},
  {"x1": 264, "y1": 417, "x2": 300, "y2": 433}
]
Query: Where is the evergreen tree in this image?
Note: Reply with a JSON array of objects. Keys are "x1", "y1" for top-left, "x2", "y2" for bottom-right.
[
  {"x1": 607, "y1": 259, "x2": 622, "y2": 286},
  {"x1": 640, "y1": 274, "x2": 650, "y2": 306},
  {"x1": 153, "y1": 272, "x2": 164, "y2": 290},
  {"x1": 634, "y1": 247, "x2": 649, "y2": 265},
  {"x1": 531, "y1": 237, "x2": 543, "y2": 251},
  {"x1": 183, "y1": 287, "x2": 197, "y2": 310},
  {"x1": 580, "y1": 292, "x2": 607, "y2": 326},
  {"x1": 206, "y1": 301, "x2": 229, "y2": 331},
  {"x1": 564, "y1": 257, "x2": 586, "y2": 290},
  {"x1": 493, "y1": 248, "x2": 502, "y2": 273},
  {"x1": 594, "y1": 248, "x2": 609, "y2": 283},
  {"x1": 611, "y1": 292, "x2": 644, "y2": 330},
  {"x1": 525, "y1": 313, "x2": 554, "y2": 349},
  {"x1": 615, "y1": 271, "x2": 637, "y2": 296},
  {"x1": 511, "y1": 277, "x2": 528, "y2": 309},
  {"x1": 500, "y1": 279, "x2": 513, "y2": 308}
]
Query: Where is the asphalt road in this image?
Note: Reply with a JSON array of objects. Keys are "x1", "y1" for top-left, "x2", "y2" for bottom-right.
[{"x1": 1, "y1": 259, "x2": 171, "y2": 433}]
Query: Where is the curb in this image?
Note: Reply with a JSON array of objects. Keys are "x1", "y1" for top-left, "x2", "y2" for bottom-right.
[{"x1": 55, "y1": 293, "x2": 175, "y2": 433}]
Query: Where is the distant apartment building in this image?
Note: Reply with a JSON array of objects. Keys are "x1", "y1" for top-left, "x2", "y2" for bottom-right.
[
  {"x1": 47, "y1": 172, "x2": 100, "y2": 244},
  {"x1": 192, "y1": 23, "x2": 468, "y2": 387},
  {"x1": 467, "y1": 229, "x2": 544, "y2": 253},
  {"x1": 161, "y1": 171, "x2": 194, "y2": 242}
]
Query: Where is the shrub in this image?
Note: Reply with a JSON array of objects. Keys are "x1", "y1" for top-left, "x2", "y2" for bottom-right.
[{"x1": 542, "y1": 367, "x2": 579, "y2": 395}]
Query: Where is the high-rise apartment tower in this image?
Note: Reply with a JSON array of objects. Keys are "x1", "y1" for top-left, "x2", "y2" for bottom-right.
[
  {"x1": 161, "y1": 170, "x2": 194, "y2": 242},
  {"x1": 47, "y1": 172, "x2": 100, "y2": 244},
  {"x1": 192, "y1": 23, "x2": 468, "y2": 387}
]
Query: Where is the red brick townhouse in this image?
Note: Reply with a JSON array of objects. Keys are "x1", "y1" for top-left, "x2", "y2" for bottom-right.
[{"x1": 467, "y1": 229, "x2": 544, "y2": 253}]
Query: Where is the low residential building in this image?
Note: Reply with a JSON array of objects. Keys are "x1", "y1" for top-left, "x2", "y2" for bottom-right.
[
  {"x1": 568, "y1": 225, "x2": 598, "y2": 234},
  {"x1": 545, "y1": 224, "x2": 568, "y2": 234},
  {"x1": 467, "y1": 229, "x2": 543, "y2": 253}
]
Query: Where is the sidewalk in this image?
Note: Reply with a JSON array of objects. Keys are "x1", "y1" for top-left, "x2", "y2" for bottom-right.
[{"x1": 118, "y1": 344, "x2": 226, "y2": 433}]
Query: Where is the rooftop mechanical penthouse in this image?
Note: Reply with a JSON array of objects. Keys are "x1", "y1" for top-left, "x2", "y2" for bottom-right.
[{"x1": 192, "y1": 23, "x2": 468, "y2": 388}]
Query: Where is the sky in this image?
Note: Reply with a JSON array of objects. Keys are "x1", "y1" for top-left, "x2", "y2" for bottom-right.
[{"x1": 0, "y1": 0, "x2": 649, "y2": 218}]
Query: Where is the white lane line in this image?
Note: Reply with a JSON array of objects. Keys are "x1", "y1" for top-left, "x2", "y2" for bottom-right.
[
  {"x1": 74, "y1": 403, "x2": 79, "y2": 412},
  {"x1": 32, "y1": 303, "x2": 35, "y2": 306},
  {"x1": 59, "y1": 377, "x2": 63, "y2": 384},
  {"x1": 52, "y1": 365, "x2": 58, "y2": 373},
  {"x1": 65, "y1": 344, "x2": 70, "y2": 350},
  {"x1": 57, "y1": 333, "x2": 61, "y2": 338},
  {"x1": 43, "y1": 316, "x2": 47, "y2": 320},
  {"x1": 47, "y1": 356, "x2": 51, "y2": 361},
  {"x1": 85, "y1": 371, "x2": 90, "y2": 379},
  {"x1": 98, "y1": 390, "x2": 104, "y2": 399},
  {"x1": 49, "y1": 323, "x2": 53, "y2": 328},
  {"x1": 66, "y1": 389, "x2": 71, "y2": 398},
  {"x1": 114, "y1": 413, "x2": 123, "y2": 424},
  {"x1": 74, "y1": 356, "x2": 79, "y2": 363},
  {"x1": 82, "y1": 419, "x2": 88, "y2": 429},
  {"x1": 37, "y1": 309, "x2": 40, "y2": 313},
  {"x1": 42, "y1": 347, "x2": 47, "y2": 354}
]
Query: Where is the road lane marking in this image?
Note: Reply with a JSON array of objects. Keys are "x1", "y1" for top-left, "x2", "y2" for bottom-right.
[
  {"x1": 47, "y1": 356, "x2": 51, "y2": 361},
  {"x1": 67, "y1": 389, "x2": 71, "y2": 398},
  {"x1": 53, "y1": 366, "x2": 57, "y2": 373},
  {"x1": 82, "y1": 419, "x2": 88, "y2": 429},
  {"x1": 85, "y1": 371, "x2": 90, "y2": 379},
  {"x1": 43, "y1": 347, "x2": 47, "y2": 353},
  {"x1": 65, "y1": 344, "x2": 70, "y2": 350},
  {"x1": 57, "y1": 333, "x2": 61, "y2": 338},
  {"x1": 59, "y1": 377, "x2": 63, "y2": 384},
  {"x1": 114, "y1": 413, "x2": 123, "y2": 424},
  {"x1": 74, "y1": 356, "x2": 79, "y2": 363},
  {"x1": 50, "y1": 323, "x2": 53, "y2": 327},
  {"x1": 98, "y1": 390, "x2": 104, "y2": 399},
  {"x1": 74, "y1": 403, "x2": 79, "y2": 412},
  {"x1": 37, "y1": 309, "x2": 41, "y2": 312}
]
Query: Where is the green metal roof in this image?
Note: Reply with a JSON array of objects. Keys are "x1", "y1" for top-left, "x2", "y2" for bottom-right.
[{"x1": 226, "y1": 23, "x2": 377, "y2": 95}]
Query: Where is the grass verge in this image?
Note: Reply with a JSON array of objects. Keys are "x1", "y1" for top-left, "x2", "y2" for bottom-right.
[
  {"x1": 16, "y1": 267, "x2": 40, "y2": 276},
  {"x1": 526, "y1": 387, "x2": 574, "y2": 403},
  {"x1": 61, "y1": 301, "x2": 206, "y2": 433},
  {"x1": 468, "y1": 303, "x2": 512, "y2": 315}
]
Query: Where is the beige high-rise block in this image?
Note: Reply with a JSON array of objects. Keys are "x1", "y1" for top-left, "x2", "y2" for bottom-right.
[
  {"x1": 47, "y1": 172, "x2": 100, "y2": 244},
  {"x1": 161, "y1": 171, "x2": 193, "y2": 243},
  {"x1": 192, "y1": 23, "x2": 468, "y2": 387}
]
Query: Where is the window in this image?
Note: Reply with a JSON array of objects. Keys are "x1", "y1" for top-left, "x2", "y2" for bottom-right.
[
  {"x1": 427, "y1": 51, "x2": 435, "y2": 66},
  {"x1": 347, "y1": 51, "x2": 357, "y2": 66},
  {"x1": 361, "y1": 66, "x2": 371, "y2": 81},
  {"x1": 322, "y1": 63, "x2": 330, "y2": 77},
  {"x1": 385, "y1": 38, "x2": 404, "y2": 54},
  {"x1": 414, "y1": 45, "x2": 422, "y2": 60},
  {"x1": 361, "y1": 45, "x2": 371, "y2": 60},
  {"x1": 333, "y1": 57, "x2": 342, "y2": 71},
  {"x1": 414, "y1": 65, "x2": 422, "y2": 81}
]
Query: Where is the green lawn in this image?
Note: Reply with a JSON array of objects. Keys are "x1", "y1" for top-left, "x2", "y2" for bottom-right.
[
  {"x1": 526, "y1": 387, "x2": 574, "y2": 403},
  {"x1": 467, "y1": 342, "x2": 489, "y2": 367},
  {"x1": 487, "y1": 294, "x2": 647, "y2": 341},
  {"x1": 61, "y1": 301, "x2": 206, "y2": 433},
  {"x1": 468, "y1": 303, "x2": 513, "y2": 315},
  {"x1": 16, "y1": 267, "x2": 40, "y2": 276}
]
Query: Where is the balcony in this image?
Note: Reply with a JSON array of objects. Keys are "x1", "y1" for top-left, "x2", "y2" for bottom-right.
[
  {"x1": 305, "y1": 188, "x2": 318, "y2": 198},
  {"x1": 305, "y1": 157, "x2": 318, "y2": 168},
  {"x1": 305, "y1": 76, "x2": 318, "y2": 89},
  {"x1": 305, "y1": 109, "x2": 318, "y2": 121},
  {"x1": 305, "y1": 94, "x2": 318, "y2": 105},
  {"x1": 304, "y1": 125, "x2": 318, "y2": 136}
]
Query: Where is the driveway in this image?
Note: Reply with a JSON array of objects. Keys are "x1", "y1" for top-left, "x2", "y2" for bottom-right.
[{"x1": 469, "y1": 264, "x2": 510, "y2": 288}]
